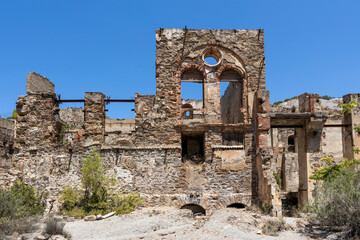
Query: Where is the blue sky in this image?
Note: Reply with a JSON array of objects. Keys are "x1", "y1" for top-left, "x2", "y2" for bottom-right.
[{"x1": 0, "y1": 0, "x2": 359, "y2": 119}]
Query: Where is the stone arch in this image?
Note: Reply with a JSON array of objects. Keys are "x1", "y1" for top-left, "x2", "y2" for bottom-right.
[
  {"x1": 227, "y1": 203, "x2": 246, "y2": 209},
  {"x1": 180, "y1": 204, "x2": 206, "y2": 215},
  {"x1": 176, "y1": 43, "x2": 248, "y2": 79},
  {"x1": 216, "y1": 64, "x2": 245, "y2": 81},
  {"x1": 177, "y1": 64, "x2": 206, "y2": 81}
]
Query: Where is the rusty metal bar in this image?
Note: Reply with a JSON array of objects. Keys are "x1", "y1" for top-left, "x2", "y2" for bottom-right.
[
  {"x1": 271, "y1": 125, "x2": 303, "y2": 128},
  {"x1": 56, "y1": 99, "x2": 135, "y2": 103},
  {"x1": 323, "y1": 124, "x2": 350, "y2": 127}
]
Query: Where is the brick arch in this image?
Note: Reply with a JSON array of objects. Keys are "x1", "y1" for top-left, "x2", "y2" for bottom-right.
[
  {"x1": 176, "y1": 42, "x2": 247, "y2": 74},
  {"x1": 215, "y1": 63, "x2": 246, "y2": 81},
  {"x1": 177, "y1": 64, "x2": 206, "y2": 80}
]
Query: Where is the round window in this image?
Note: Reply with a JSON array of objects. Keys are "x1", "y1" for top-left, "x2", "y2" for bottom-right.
[{"x1": 202, "y1": 48, "x2": 222, "y2": 67}]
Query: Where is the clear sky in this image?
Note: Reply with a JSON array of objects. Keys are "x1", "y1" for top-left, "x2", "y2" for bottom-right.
[{"x1": 1, "y1": 0, "x2": 359, "y2": 119}]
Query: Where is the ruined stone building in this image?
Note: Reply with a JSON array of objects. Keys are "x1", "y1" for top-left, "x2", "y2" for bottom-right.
[{"x1": 1, "y1": 29, "x2": 359, "y2": 216}]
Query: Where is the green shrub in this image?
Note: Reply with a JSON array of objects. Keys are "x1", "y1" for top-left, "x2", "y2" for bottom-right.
[
  {"x1": 6, "y1": 110, "x2": 18, "y2": 120},
  {"x1": 60, "y1": 186, "x2": 82, "y2": 211},
  {"x1": 60, "y1": 148, "x2": 142, "y2": 217},
  {"x1": 62, "y1": 207, "x2": 86, "y2": 219},
  {"x1": 0, "y1": 189, "x2": 23, "y2": 219},
  {"x1": 310, "y1": 157, "x2": 360, "y2": 181},
  {"x1": 262, "y1": 218, "x2": 286, "y2": 236},
  {"x1": 114, "y1": 192, "x2": 143, "y2": 214},
  {"x1": 273, "y1": 172, "x2": 282, "y2": 189},
  {"x1": 309, "y1": 170, "x2": 360, "y2": 238},
  {"x1": 320, "y1": 95, "x2": 333, "y2": 100},
  {"x1": 11, "y1": 180, "x2": 47, "y2": 216},
  {"x1": 81, "y1": 148, "x2": 115, "y2": 211},
  {"x1": 44, "y1": 215, "x2": 65, "y2": 236},
  {"x1": 0, "y1": 183, "x2": 44, "y2": 238}
]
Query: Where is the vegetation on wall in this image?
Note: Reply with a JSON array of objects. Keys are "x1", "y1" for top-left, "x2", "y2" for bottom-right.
[
  {"x1": 60, "y1": 148, "x2": 142, "y2": 218},
  {"x1": 6, "y1": 110, "x2": 18, "y2": 119}
]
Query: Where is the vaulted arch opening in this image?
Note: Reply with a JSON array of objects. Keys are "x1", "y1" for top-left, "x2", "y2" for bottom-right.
[
  {"x1": 180, "y1": 204, "x2": 206, "y2": 215},
  {"x1": 227, "y1": 203, "x2": 246, "y2": 209}
]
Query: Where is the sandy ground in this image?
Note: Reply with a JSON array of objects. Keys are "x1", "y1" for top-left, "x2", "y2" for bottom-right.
[{"x1": 63, "y1": 207, "x2": 309, "y2": 240}]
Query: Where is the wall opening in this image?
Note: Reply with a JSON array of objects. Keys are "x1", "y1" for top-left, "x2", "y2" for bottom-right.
[
  {"x1": 220, "y1": 70, "x2": 243, "y2": 124},
  {"x1": 181, "y1": 133, "x2": 204, "y2": 163},
  {"x1": 181, "y1": 103, "x2": 193, "y2": 119},
  {"x1": 181, "y1": 69, "x2": 204, "y2": 108},
  {"x1": 222, "y1": 132, "x2": 244, "y2": 146},
  {"x1": 180, "y1": 204, "x2": 206, "y2": 215},
  {"x1": 288, "y1": 135, "x2": 295, "y2": 152},
  {"x1": 204, "y1": 56, "x2": 218, "y2": 66},
  {"x1": 282, "y1": 193, "x2": 298, "y2": 217},
  {"x1": 227, "y1": 203, "x2": 246, "y2": 209}
]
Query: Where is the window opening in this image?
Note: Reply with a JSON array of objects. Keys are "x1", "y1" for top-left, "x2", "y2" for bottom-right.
[
  {"x1": 204, "y1": 56, "x2": 218, "y2": 66},
  {"x1": 288, "y1": 135, "x2": 295, "y2": 152},
  {"x1": 181, "y1": 133, "x2": 204, "y2": 164},
  {"x1": 181, "y1": 69, "x2": 204, "y2": 108},
  {"x1": 222, "y1": 132, "x2": 244, "y2": 146},
  {"x1": 181, "y1": 103, "x2": 194, "y2": 119},
  {"x1": 220, "y1": 70, "x2": 243, "y2": 124}
]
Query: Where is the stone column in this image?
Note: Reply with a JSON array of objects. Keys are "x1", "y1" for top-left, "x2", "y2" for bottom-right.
[
  {"x1": 84, "y1": 92, "x2": 105, "y2": 146},
  {"x1": 343, "y1": 94, "x2": 360, "y2": 160},
  {"x1": 254, "y1": 90, "x2": 282, "y2": 216},
  {"x1": 15, "y1": 72, "x2": 57, "y2": 147}
]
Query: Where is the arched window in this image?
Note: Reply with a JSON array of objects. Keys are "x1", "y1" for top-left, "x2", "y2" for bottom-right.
[{"x1": 220, "y1": 69, "x2": 243, "y2": 124}]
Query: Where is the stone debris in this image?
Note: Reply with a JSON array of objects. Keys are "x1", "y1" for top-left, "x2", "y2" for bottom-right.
[
  {"x1": 102, "y1": 211, "x2": 115, "y2": 219},
  {"x1": 66, "y1": 216, "x2": 75, "y2": 222},
  {"x1": 84, "y1": 215, "x2": 96, "y2": 221}
]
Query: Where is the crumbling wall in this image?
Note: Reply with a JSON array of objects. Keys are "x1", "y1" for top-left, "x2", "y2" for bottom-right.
[
  {"x1": 58, "y1": 108, "x2": 84, "y2": 129},
  {"x1": 0, "y1": 118, "x2": 15, "y2": 168}
]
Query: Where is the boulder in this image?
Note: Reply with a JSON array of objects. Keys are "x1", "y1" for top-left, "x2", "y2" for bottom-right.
[{"x1": 26, "y1": 72, "x2": 55, "y2": 96}]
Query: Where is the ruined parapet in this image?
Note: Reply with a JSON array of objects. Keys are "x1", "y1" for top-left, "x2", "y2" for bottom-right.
[
  {"x1": 298, "y1": 93, "x2": 321, "y2": 113},
  {"x1": 15, "y1": 72, "x2": 57, "y2": 147},
  {"x1": 84, "y1": 92, "x2": 105, "y2": 146},
  {"x1": 26, "y1": 72, "x2": 55, "y2": 96},
  {"x1": 343, "y1": 93, "x2": 360, "y2": 159},
  {"x1": 0, "y1": 118, "x2": 16, "y2": 168}
]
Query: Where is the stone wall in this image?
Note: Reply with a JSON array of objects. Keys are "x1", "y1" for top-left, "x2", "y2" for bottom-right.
[{"x1": 3, "y1": 29, "x2": 359, "y2": 217}]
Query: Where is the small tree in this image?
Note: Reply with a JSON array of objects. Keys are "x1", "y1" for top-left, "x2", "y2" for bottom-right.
[
  {"x1": 81, "y1": 148, "x2": 113, "y2": 211},
  {"x1": 6, "y1": 110, "x2": 18, "y2": 119}
]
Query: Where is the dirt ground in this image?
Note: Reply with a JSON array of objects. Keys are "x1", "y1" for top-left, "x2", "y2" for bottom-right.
[{"x1": 63, "y1": 207, "x2": 310, "y2": 240}]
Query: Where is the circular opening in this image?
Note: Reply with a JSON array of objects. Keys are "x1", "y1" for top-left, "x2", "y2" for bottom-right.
[
  {"x1": 202, "y1": 48, "x2": 222, "y2": 67},
  {"x1": 204, "y1": 57, "x2": 218, "y2": 66},
  {"x1": 185, "y1": 111, "x2": 190, "y2": 117}
]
